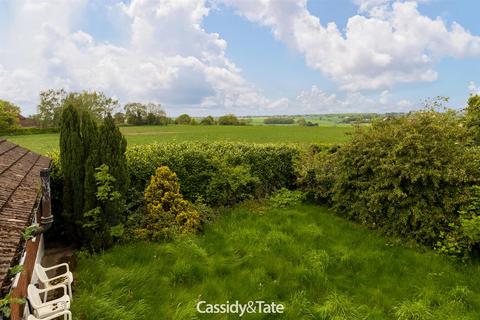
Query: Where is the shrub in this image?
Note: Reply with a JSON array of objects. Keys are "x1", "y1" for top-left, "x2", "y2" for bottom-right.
[
  {"x1": 264, "y1": 117, "x2": 295, "y2": 125},
  {"x1": 302, "y1": 110, "x2": 480, "y2": 250},
  {"x1": 200, "y1": 115, "x2": 215, "y2": 125},
  {"x1": 269, "y1": 188, "x2": 306, "y2": 208},
  {"x1": 126, "y1": 142, "x2": 299, "y2": 207},
  {"x1": 137, "y1": 166, "x2": 201, "y2": 240},
  {"x1": 217, "y1": 114, "x2": 240, "y2": 125},
  {"x1": 206, "y1": 161, "x2": 259, "y2": 206},
  {"x1": 175, "y1": 114, "x2": 193, "y2": 125}
]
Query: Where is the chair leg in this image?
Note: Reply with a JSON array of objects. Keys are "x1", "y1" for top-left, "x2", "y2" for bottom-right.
[{"x1": 68, "y1": 283, "x2": 73, "y2": 300}]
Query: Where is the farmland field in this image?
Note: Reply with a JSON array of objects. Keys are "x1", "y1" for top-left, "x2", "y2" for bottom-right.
[
  {"x1": 6, "y1": 124, "x2": 352, "y2": 154},
  {"x1": 72, "y1": 204, "x2": 480, "y2": 319}
]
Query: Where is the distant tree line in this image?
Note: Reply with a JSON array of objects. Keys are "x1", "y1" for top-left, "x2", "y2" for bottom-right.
[{"x1": 264, "y1": 117, "x2": 295, "y2": 125}]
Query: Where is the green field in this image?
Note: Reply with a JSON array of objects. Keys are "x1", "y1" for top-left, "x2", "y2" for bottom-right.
[
  {"x1": 6, "y1": 125, "x2": 352, "y2": 154},
  {"x1": 72, "y1": 204, "x2": 480, "y2": 319}
]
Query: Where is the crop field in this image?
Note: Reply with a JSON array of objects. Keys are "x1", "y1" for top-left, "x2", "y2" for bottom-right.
[
  {"x1": 72, "y1": 204, "x2": 480, "y2": 319},
  {"x1": 6, "y1": 124, "x2": 352, "y2": 154}
]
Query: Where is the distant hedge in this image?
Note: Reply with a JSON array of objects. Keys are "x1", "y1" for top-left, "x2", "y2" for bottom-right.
[
  {"x1": 264, "y1": 117, "x2": 295, "y2": 125},
  {"x1": 127, "y1": 142, "x2": 300, "y2": 206},
  {"x1": 0, "y1": 127, "x2": 59, "y2": 136}
]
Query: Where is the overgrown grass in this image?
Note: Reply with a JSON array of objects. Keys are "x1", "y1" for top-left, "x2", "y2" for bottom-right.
[
  {"x1": 72, "y1": 204, "x2": 480, "y2": 319},
  {"x1": 6, "y1": 125, "x2": 352, "y2": 154}
]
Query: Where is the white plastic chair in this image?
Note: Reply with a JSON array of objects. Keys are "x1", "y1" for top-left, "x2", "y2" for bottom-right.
[
  {"x1": 35, "y1": 263, "x2": 73, "y2": 299},
  {"x1": 27, "y1": 284, "x2": 71, "y2": 319},
  {"x1": 27, "y1": 310, "x2": 72, "y2": 320}
]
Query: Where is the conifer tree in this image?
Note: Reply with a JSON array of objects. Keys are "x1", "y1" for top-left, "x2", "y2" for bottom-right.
[
  {"x1": 81, "y1": 110, "x2": 99, "y2": 212},
  {"x1": 98, "y1": 113, "x2": 129, "y2": 225},
  {"x1": 60, "y1": 103, "x2": 85, "y2": 241}
]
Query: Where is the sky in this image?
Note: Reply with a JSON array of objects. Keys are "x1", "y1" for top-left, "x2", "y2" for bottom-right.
[{"x1": 0, "y1": 0, "x2": 479, "y2": 116}]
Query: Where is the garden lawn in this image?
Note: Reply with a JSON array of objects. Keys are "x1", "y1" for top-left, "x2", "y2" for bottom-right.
[
  {"x1": 6, "y1": 125, "x2": 351, "y2": 154},
  {"x1": 72, "y1": 204, "x2": 480, "y2": 319}
]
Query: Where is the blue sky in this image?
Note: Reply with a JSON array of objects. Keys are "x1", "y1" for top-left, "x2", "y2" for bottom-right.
[{"x1": 0, "y1": 0, "x2": 479, "y2": 116}]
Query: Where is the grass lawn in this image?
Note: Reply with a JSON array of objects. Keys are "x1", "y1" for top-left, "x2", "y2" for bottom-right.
[
  {"x1": 6, "y1": 125, "x2": 352, "y2": 154},
  {"x1": 72, "y1": 204, "x2": 480, "y2": 319}
]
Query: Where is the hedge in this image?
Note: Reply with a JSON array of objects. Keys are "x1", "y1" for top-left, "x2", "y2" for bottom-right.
[
  {"x1": 0, "y1": 127, "x2": 59, "y2": 136},
  {"x1": 126, "y1": 142, "x2": 300, "y2": 206}
]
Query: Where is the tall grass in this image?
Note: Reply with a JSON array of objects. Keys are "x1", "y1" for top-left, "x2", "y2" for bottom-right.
[{"x1": 72, "y1": 204, "x2": 480, "y2": 319}]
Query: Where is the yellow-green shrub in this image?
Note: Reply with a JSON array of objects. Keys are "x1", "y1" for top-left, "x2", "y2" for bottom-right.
[{"x1": 137, "y1": 166, "x2": 200, "y2": 240}]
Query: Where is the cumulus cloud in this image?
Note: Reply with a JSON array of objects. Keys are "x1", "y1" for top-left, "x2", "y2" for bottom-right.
[
  {"x1": 219, "y1": 0, "x2": 480, "y2": 91},
  {"x1": 469, "y1": 81, "x2": 480, "y2": 96},
  {"x1": 292, "y1": 85, "x2": 413, "y2": 114},
  {"x1": 0, "y1": 0, "x2": 278, "y2": 115}
]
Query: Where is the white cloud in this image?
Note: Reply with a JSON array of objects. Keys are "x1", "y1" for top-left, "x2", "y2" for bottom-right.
[
  {"x1": 0, "y1": 0, "x2": 279, "y2": 115},
  {"x1": 469, "y1": 81, "x2": 479, "y2": 95},
  {"x1": 292, "y1": 85, "x2": 413, "y2": 114},
  {"x1": 219, "y1": 0, "x2": 480, "y2": 91}
]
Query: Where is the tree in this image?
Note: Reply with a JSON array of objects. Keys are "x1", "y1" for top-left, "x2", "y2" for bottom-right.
[
  {"x1": 98, "y1": 114, "x2": 129, "y2": 226},
  {"x1": 60, "y1": 103, "x2": 85, "y2": 241},
  {"x1": 37, "y1": 89, "x2": 67, "y2": 128},
  {"x1": 0, "y1": 100, "x2": 20, "y2": 129},
  {"x1": 113, "y1": 112, "x2": 125, "y2": 125},
  {"x1": 125, "y1": 102, "x2": 147, "y2": 125},
  {"x1": 175, "y1": 114, "x2": 192, "y2": 125},
  {"x1": 146, "y1": 103, "x2": 166, "y2": 117},
  {"x1": 218, "y1": 114, "x2": 240, "y2": 125},
  {"x1": 465, "y1": 95, "x2": 480, "y2": 145},
  {"x1": 38, "y1": 89, "x2": 119, "y2": 127},
  {"x1": 81, "y1": 111, "x2": 100, "y2": 213},
  {"x1": 200, "y1": 115, "x2": 215, "y2": 125}
]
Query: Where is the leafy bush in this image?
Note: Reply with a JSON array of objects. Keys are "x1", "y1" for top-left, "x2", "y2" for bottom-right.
[
  {"x1": 299, "y1": 110, "x2": 480, "y2": 251},
  {"x1": 0, "y1": 127, "x2": 59, "y2": 136},
  {"x1": 264, "y1": 117, "x2": 295, "y2": 125},
  {"x1": 127, "y1": 142, "x2": 299, "y2": 207},
  {"x1": 269, "y1": 188, "x2": 306, "y2": 208},
  {"x1": 217, "y1": 114, "x2": 240, "y2": 125},
  {"x1": 136, "y1": 166, "x2": 201, "y2": 240}
]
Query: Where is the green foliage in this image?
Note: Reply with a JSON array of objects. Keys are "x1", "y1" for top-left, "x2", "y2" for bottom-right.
[
  {"x1": 38, "y1": 89, "x2": 118, "y2": 127},
  {"x1": 124, "y1": 102, "x2": 166, "y2": 125},
  {"x1": 82, "y1": 164, "x2": 125, "y2": 251},
  {"x1": 137, "y1": 166, "x2": 201, "y2": 240},
  {"x1": 113, "y1": 112, "x2": 125, "y2": 125},
  {"x1": 0, "y1": 294, "x2": 25, "y2": 318},
  {"x1": 465, "y1": 95, "x2": 480, "y2": 144},
  {"x1": 200, "y1": 115, "x2": 215, "y2": 125},
  {"x1": 174, "y1": 114, "x2": 193, "y2": 125},
  {"x1": 0, "y1": 127, "x2": 59, "y2": 136},
  {"x1": 37, "y1": 89, "x2": 67, "y2": 128},
  {"x1": 295, "y1": 144, "x2": 337, "y2": 203},
  {"x1": 206, "y1": 161, "x2": 259, "y2": 206},
  {"x1": 437, "y1": 185, "x2": 480, "y2": 257},
  {"x1": 0, "y1": 100, "x2": 20, "y2": 129},
  {"x1": 269, "y1": 188, "x2": 306, "y2": 208},
  {"x1": 60, "y1": 103, "x2": 85, "y2": 241},
  {"x1": 217, "y1": 113, "x2": 240, "y2": 125},
  {"x1": 22, "y1": 224, "x2": 40, "y2": 240},
  {"x1": 301, "y1": 109, "x2": 480, "y2": 250},
  {"x1": 264, "y1": 117, "x2": 295, "y2": 124},
  {"x1": 8, "y1": 264, "x2": 23, "y2": 276},
  {"x1": 98, "y1": 114, "x2": 129, "y2": 225},
  {"x1": 127, "y1": 142, "x2": 299, "y2": 206}
]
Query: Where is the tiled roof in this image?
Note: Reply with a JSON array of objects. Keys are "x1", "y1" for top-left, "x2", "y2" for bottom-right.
[{"x1": 0, "y1": 139, "x2": 51, "y2": 291}]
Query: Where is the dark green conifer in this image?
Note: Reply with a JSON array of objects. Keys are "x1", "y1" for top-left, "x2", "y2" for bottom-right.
[{"x1": 59, "y1": 103, "x2": 85, "y2": 241}]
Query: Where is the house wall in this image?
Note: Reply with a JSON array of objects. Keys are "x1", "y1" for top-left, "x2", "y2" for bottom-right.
[{"x1": 10, "y1": 211, "x2": 45, "y2": 320}]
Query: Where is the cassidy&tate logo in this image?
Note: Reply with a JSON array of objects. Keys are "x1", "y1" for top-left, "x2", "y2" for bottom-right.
[{"x1": 196, "y1": 300, "x2": 284, "y2": 317}]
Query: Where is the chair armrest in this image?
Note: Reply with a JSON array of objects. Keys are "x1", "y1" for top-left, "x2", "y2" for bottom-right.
[
  {"x1": 36, "y1": 298, "x2": 69, "y2": 310},
  {"x1": 37, "y1": 284, "x2": 68, "y2": 298},
  {"x1": 46, "y1": 273, "x2": 71, "y2": 283},
  {"x1": 43, "y1": 263, "x2": 70, "y2": 273}
]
